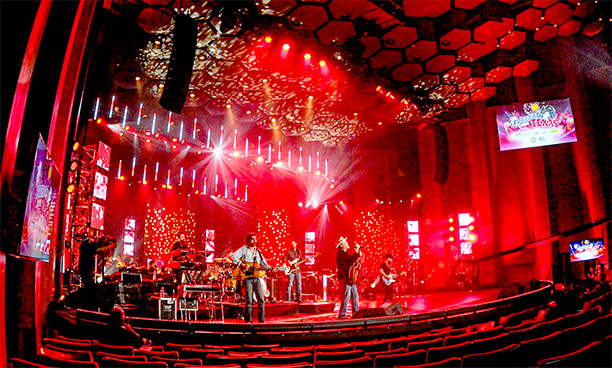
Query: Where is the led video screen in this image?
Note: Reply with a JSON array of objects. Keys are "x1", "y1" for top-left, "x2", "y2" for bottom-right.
[
  {"x1": 496, "y1": 98, "x2": 577, "y2": 151},
  {"x1": 20, "y1": 136, "x2": 60, "y2": 262},
  {"x1": 569, "y1": 239, "x2": 604, "y2": 262}
]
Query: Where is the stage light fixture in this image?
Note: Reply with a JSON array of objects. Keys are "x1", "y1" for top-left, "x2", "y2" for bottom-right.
[
  {"x1": 282, "y1": 43, "x2": 290, "y2": 51},
  {"x1": 319, "y1": 60, "x2": 326, "y2": 67},
  {"x1": 66, "y1": 183, "x2": 76, "y2": 194},
  {"x1": 264, "y1": 36, "x2": 272, "y2": 43},
  {"x1": 416, "y1": 193, "x2": 422, "y2": 198},
  {"x1": 304, "y1": 53, "x2": 311, "y2": 60},
  {"x1": 72, "y1": 142, "x2": 80, "y2": 152},
  {"x1": 256, "y1": 156, "x2": 264, "y2": 163}
]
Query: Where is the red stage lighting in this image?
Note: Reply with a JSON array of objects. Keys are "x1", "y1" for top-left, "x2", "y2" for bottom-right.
[
  {"x1": 256, "y1": 156, "x2": 264, "y2": 163},
  {"x1": 416, "y1": 193, "x2": 422, "y2": 198},
  {"x1": 72, "y1": 142, "x2": 80, "y2": 151},
  {"x1": 282, "y1": 43, "x2": 290, "y2": 51},
  {"x1": 145, "y1": 131, "x2": 151, "y2": 136},
  {"x1": 304, "y1": 53, "x2": 311, "y2": 60},
  {"x1": 339, "y1": 200, "x2": 344, "y2": 205},
  {"x1": 319, "y1": 60, "x2": 326, "y2": 67},
  {"x1": 449, "y1": 217, "x2": 454, "y2": 223},
  {"x1": 449, "y1": 226, "x2": 455, "y2": 232},
  {"x1": 66, "y1": 183, "x2": 76, "y2": 194},
  {"x1": 264, "y1": 36, "x2": 272, "y2": 43},
  {"x1": 298, "y1": 202, "x2": 303, "y2": 207},
  {"x1": 119, "y1": 175, "x2": 125, "y2": 181},
  {"x1": 125, "y1": 125, "x2": 131, "y2": 131}
]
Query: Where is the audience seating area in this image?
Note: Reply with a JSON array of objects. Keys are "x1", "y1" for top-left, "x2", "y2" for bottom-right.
[{"x1": 9, "y1": 287, "x2": 611, "y2": 368}]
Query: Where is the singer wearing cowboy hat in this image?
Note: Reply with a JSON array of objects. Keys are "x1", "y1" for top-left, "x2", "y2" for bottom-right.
[{"x1": 336, "y1": 236, "x2": 362, "y2": 319}]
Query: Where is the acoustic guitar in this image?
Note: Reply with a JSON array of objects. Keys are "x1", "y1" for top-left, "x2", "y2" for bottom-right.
[
  {"x1": 347, "y1": 244, "x2": 363, "y2": 285},
  {"x1": 234, "y1": 261, "x2": 288, "y2": 281}
]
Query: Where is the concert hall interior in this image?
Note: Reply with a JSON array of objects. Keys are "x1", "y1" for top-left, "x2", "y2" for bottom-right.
[{"x1": 1, "y1": 0, "x2": 611, "y2": 367}]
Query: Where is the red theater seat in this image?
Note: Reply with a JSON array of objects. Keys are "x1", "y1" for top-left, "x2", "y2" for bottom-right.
[
  {"x1": 270, "y1": 346, "x2": 315, "y2": 355},
  {"x1": 536, "y1": 340, "x2": 604, "y2": 367},
  {"x1": 135, "y1": 349, "x2": 179, "y2": 360},
  {"x1": 315, "y1": 356, "x2": 372, "y2": 368},
  {"x1": 406, "y1": 338, "x2": 444, "y2": 352},
  {"x1": 460, "y1": 344, "x2": 519, "y2": 368},
  {"x1": 426, "y1": 341, "x2": 471, "y2": 364},
  {"x1": 396, "y1": 356, "x2": 461, "y2": 368},
  {"x1": 204, "y1": 345, "x2": 242, "y2": 353},
  {"x1": 95, "y1": 351, "x2": 147, "y2": 363},
  {"x1": 352, "y1": 340, "x2": 390, "y2": 353},
  {"x1": 315, "y1": 349, "x2": 364, "y2": 362},
  {"x1": 180, "y1": 348, "x2": 224, "y2": 360},
  {"x1": 260, "y1": 352, "x2": 313, "y2": 365},
  {"x1": 92, "y1": 341, "x2": 134, "y2": 356},
  {"x1": 165, "y1": 343, "x2": 203, "y2": 351},
  {"x1": 206, "y1": 353, "x2": 260, "y2": 367},
  {"x1": 242, "y1": 344, "x2": 280, "y2": 352},
  {"x1": 43, "y1": 338, "x2": 91, "y2": 350},
  {"x1": 101, "y1": 357, "x2": 168, "y2": 367},
  {"x1": 373, "y1": 349, "x2": 426, "y2": 368},
  {"x1": 314, "y1": 343, "x2": 353, "y2": 353},
  {"x1": 9, "y1": 357, "x2": 55, "y2": 368},
  {"x1": 150, "y1": 356, "x2": 204, "y2": 366},
  {"x1": 247, "y1": 363, "x2": 312, "y2": 368},
  {"x1": 43, "y1": 344, "x2": 94, "y2": 362}
]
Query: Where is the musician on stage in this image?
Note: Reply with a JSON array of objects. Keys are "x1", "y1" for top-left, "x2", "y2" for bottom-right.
[
  {"x1": 171, "y1": 232, "x2": 188, "y2": 261},
  {"x1": 79, "y1": 235, "x2": 116, "y2": 289},
  {"x1": 336, "y1": 236, "x2": 362, "y2": 319},
  {"x1": 378, "y1": 253, "x2": 395, "y2": 302},
  {"x1": 231, "y1": 233, "x2": 272, "y2": 323},
  {"x1": 282, "y1": 241, "x2": 303, "y2": 303}
]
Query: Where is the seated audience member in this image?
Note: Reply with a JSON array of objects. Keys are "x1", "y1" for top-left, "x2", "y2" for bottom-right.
[{"x1": 99, "y1": 306, "x2": 149, "y2": 348}]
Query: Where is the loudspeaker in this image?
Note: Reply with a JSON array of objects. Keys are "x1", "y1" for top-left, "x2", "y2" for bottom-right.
[
  {"x1": 159, "y1": 14, "x2": 197, "y2": 113},
  {"x1": 352, "y1": 301, "x2": 404, "y2": 318},
  {"x1": 433, "y1": 124, "x2": 449, "y2": 185},
  {"x1": 381, "y1": 301, "x2": 404, "y2": 315}
]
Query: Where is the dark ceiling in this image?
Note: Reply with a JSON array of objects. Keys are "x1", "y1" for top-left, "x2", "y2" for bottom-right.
[{"x1": 105, "y1": 0, "x2": 610, "y2": 146}]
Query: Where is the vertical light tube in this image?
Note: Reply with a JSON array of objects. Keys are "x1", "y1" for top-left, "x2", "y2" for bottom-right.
[
  {"x1": 234, "y1": 178, "x2": 238, "y2": 196},
  {"x1": 316, "y1": 152, "x2": 320, "y2": 169},
  {"x1": 233, "y1": 129, "x2": 237, "y2": 150},
  {"x1": 109, "y1": 95, "x2": 115, "y2": 118},
  {"x1": 192, "y1": 118, "x2": 197, "y2": 139},
  {"x1": 179, "y1": 121, "x2": 184, "y2": 141},
  {"x1": 155, "y1": 162, "x2": 159, "y2": 181},
  {"x1": 325, "y1": 159, "x2": 328, "y2": 176},
  {"x1": 245, "y1": 185, "x2": 248, "y2": 202},
  {"x1": 122, "y1": 106, "x2": 128, "y2": 128},
  {"x1": 299, "y1": 147, "x2": 303, "y2": 165},
  {"x1": 219, "y1": 126, "x2": 224, "y2": 147},
  {"x1": 192, "y1": 169, "x2": 196, "y2": 188},
  {"x1": 203, "y1": 177, "x2": 207, "y2": 194},
  {"x1": 245, "y1": 138, "x2": 249, "y2": 157},
  {"x1": 151, "y1": 113, "x2": 157, "y2": 134},
  {"x1": 166, "y1": 170, "x2": 171, "y2": 187},
  {"x1": 93, "y1": 97, "x2": 100, "y2": 120},
  {"x1": 117, "y1": 159, "x2": 122, "y2": 179},
  {"x1": 206, "y1": 128, "x2": 211, "y2": 148},
  {"x1": 179, "y1": 167, "x2": 184, "y2": 186},
  {"x1": 278, "y1": 141, "x2": 281, "y2": 161},
  {"x1": 142, "y1": 165, "x2": 147, "y2": 184},
  {"x1": 131, "y1": 156, "x2": 136, "y2": 176},
  {"x1": 308, "y1": 154, "x2": 312, "y2": 172},
  {"x1": 268, "y1": 144, "x2": 271, "y2": 162},
  {"x1": 167, "y1": 111, "x2": 172, "y2": 133},
  {"x1": 258, "y1": 136, "x2": 261, "y2": 155},
  {"x1": 288, "y1": 150, "x2": 292, "y2": 167},
  {"x1": 136, "y1": 103, "x2": 143, "y2": 125},
  {"x1": 224, "y1": 181, "x2": 228, "y2": 198},
  {"x1": 215, "y1": 174, "x2": 218, "y2": 192}
]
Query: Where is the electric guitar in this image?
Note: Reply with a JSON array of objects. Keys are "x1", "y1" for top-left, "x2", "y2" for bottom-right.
[
  {"x1": 234, "y1": 261, "x2": 288, "y2": 281},
  {"x1": 284, "y1": 252, "x2": 322, "y2": 274}
]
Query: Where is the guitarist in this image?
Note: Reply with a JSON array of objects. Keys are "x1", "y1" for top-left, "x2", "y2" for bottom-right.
[
  {"x1": 378, "y1": 253, "x2": 396, "y2": 302},
  {"x1": 282, "y1": 241, "x2": 303, "y2": 303},
  {"x1": 231, "y1": 233, "x2": 272, "y2": 323},
  {"x1": 336, "y1": 236, "x2": 362, "y2": 319}
]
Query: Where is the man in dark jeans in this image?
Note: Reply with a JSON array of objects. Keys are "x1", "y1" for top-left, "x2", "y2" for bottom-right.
[{"x1": 336, "y1": 236, "x2": 361, "y2": 319}]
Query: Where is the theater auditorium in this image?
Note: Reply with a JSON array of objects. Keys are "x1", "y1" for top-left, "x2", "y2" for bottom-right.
[{"x1": 1, "y1": 1, "x2": 611, "y2": 367}]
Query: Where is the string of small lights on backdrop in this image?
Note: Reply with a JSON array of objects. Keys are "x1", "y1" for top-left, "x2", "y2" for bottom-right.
[
  {"x1": 144, "y1": 203, "x2": 196, "y2": 259},
  {"x1": 354, "y1": 209, "x2": 402, "y2": 282},
  {"x1": 257, "y1": 209, "x2": 292, "y2": 267}
]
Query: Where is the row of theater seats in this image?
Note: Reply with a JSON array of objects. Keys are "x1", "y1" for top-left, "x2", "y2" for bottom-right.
[{"x1": 10, "y1": 290, "x2": 611, "y2": 368}]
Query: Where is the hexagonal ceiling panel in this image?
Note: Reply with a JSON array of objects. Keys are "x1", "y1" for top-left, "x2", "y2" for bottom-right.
[{"x1": 102, "y1": 0, "x2": 608, "y2": 146}]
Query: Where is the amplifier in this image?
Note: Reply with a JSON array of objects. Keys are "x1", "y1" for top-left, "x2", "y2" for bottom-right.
[
  {"x1": 159, "y1": 297, "x2": 177, "y2": 320},
  {"x1": 179, "y1": 297, "x2": 198, "y2": 311}
]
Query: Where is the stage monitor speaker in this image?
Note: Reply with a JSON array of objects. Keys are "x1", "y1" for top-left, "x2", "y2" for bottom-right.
[
  {"x1": 352, "y1": 301, "x2": 404, "y2": 318},
  {"x1": 433, "y1": 124, "x2": 449, "y2": 185},
  {"x1": 381, "y1": 301, "x2": 404, "y2": 315},
  {"x1": 159, "y1": 14, "x2": 197, "y2": 113}
]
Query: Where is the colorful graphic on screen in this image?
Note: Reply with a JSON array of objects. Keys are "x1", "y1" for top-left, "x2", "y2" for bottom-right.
[
  {"x1": 496, "y1": 98, "x2": 577, "y2": 151},
  {"x1": 93, "y1": 171, "x2": 108, "y2": 200},
  {"x1": 96, "y1": 141, "x2": 111, "y2": 170},
  {"x1": 20, "y1": 137, "x2": 60, "y2": 262},
  {"x1": 569, "y1": 239, "x2": 604, "y2": 262}
]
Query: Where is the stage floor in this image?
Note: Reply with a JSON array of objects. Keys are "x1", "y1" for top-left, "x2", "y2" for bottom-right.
[{"x1": 199, "y1": 288, "x2": 502, "y2": 323}]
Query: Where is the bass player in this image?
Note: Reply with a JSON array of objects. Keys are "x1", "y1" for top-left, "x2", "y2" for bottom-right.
[
  {"x1": 231, "y1": 233, "x2": 272, "y2": 323},
  {"x1": 282, "y1": 241, "x2": 303, "y2": 303},
  {"x1": 371, "y1": 253, "x2": 396, "y2": 302}
]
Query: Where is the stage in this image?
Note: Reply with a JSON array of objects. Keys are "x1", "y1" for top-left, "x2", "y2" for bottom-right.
[{"x1": 54, "y1": 284, "x2": 553, "y2": 345}]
